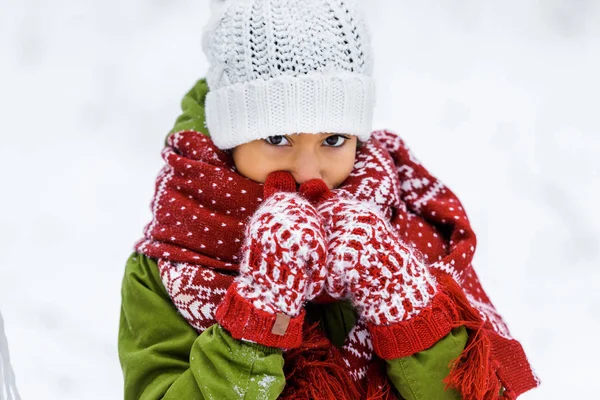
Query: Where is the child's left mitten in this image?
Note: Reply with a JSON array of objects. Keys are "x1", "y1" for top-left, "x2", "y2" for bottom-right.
[{"x1": 318, "y1": 196, "x2": 459, "y2": 360}]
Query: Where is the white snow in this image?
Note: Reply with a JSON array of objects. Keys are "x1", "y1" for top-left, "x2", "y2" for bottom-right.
[
  {"x1": 258, "y1": 375, "x2": 276, "y2": 389},
  {"x1": 0, "y1": 0, "x2": 599, "y2": 399}
]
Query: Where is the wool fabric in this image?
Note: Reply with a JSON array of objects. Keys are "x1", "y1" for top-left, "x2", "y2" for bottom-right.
[
  {"x1": 135, "y1": 129, "x2": 539, "y2": 399},
  {"x1": 216, "y1": 176, "x2": 328, "y2": 349},
  {"x1": 202, "y1": 0, "x2": 375, "y2": 149},
  {"x1": 316, "y1": 195, "x2": 460, "y2": 360}
]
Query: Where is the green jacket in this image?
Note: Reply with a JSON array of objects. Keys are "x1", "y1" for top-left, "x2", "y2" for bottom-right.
[
  {"x1": 119, "y1": 253, "x2": 466, "y2": 400},
  {"x1": 118, "y1": 79, "x2": 469, "y2": 399}
]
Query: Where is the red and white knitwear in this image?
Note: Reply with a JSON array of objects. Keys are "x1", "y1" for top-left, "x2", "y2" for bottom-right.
[
  {"x1": 215, "y1": 172, "x2": 327, "y2": 349},
  {"x1": 137, "y1": 130, "x2": 540, "y2": 398},
  {"x1": 317, "y1": 194, "x2": 459, "y2": 360}
]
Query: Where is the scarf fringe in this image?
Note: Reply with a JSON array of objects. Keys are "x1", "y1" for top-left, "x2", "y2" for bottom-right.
[
  {"x1": 281, "y1": 322, "x2": 363, "y2": 400},
  {"x1": 281, "y1": 321, "x2": 399, "y2": 400},
  {"x1": 365, "y1": 361, "x2": 394, "y2": 400},
  {"x1": 437, "y1": 273, "x2": 503, "y2": 400}
]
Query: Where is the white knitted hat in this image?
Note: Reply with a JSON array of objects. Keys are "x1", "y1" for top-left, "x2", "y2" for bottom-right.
[{"x1": 202, "y1": 0, "x2": 376, "y2": 149}]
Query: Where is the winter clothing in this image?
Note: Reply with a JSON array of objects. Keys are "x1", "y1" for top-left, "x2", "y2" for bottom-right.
[
  {"x1": 121, "y1": 78, "x2": 539, "y2": 399},
  {"x1": 317, "y1": 195, "x2": 458, "y2": 360},
  {"x1": 168, "y1": 79, "x2": 210, "y2": 141},
  {"x1": 202, "y1": 0, "x2": 375, "y2": 149},
  {"x1": 216, "y1": 174, "x2": 328, "y2": 348},
  {"x1": 119, "y1": 252, "x2": 468, "y2": 400}
]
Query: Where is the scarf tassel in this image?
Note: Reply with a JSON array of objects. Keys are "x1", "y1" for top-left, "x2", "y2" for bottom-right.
[
  {"x1": 281, "y1": 322, "x2": 363, "y2": 400},
  {"x1": 365, "y1": 361, "x2": 395, "y2": 400},
  {"x1": 436, "y1": 273, "x2": 505, "y2": 400},
  {"x1": 281, "y1": 320, "x2": 400, "y2": 400}
]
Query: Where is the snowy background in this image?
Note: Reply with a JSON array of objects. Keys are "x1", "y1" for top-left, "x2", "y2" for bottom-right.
[{"x1": 1, "y1": 0, "x2": 598, "y2": 398}]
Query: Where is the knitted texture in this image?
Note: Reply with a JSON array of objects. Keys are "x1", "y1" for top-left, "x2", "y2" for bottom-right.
[
  {"x1": 230, "y1": 191, "x2": 327, "y2": 315},
  {"x1": 214, "y1": 175, "x2": 328, "y2": 347},
  {"x1": 202, "y1": 0, "x2": 375, "y2": 149},
  {"x1": 338, "y1": 320, "x2": 373, "y2": 382},
  {"x1": 317, "y1": 196, "x2": 458, "y2": 358},
  {"x1": 318, "y1": 197, "x2": 437, "y2": 321},
  {"x1": 135, "y1": 129, "x2": 539, "y2": 399},
  {"x1": 215, "y1": 286, "x2": 307, "y2": 348}
]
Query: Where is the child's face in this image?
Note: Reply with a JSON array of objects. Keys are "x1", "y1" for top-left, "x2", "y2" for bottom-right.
[{"x1": 231, "y1": 133, "x2": 358, "y2": 189}]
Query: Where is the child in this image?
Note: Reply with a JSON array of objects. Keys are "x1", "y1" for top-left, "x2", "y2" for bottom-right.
[{"x1": 118, "y1": 0, "x2": 539, "y2": 398}]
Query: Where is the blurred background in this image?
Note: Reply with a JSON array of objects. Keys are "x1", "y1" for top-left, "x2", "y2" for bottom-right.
[{"x1": 0, "y1": 0, "x2": 598, "y2": 398}]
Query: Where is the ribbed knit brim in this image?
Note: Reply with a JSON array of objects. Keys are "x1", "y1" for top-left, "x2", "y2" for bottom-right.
[{"x1": 205, "y1": 73, "x2": 376, "y2": 149}]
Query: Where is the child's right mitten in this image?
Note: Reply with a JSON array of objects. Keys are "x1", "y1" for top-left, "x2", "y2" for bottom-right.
[{"x1": 215, "y1": 172, "x2": 327, "y2": 349}]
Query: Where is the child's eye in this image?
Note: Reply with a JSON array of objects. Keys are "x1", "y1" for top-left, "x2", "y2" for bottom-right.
[
  {"x1": 323, "y1": 135, "x2": 349, "y2": 147},
  {"x1": 265, "y1": 135, "x2": 290, "y2": 146}
]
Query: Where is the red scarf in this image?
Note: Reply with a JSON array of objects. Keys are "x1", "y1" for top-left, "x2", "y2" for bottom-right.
[{"x1": 135, "y1": 130, "x2": 539, "y2": 399}]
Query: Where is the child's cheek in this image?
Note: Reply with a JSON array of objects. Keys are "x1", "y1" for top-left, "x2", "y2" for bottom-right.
[{"x1": 233, "y1": 154, "x2": 278, "y2": 184}]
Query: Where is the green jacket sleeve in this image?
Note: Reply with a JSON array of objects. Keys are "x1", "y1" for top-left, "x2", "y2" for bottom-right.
[
  {"x1": 118, "y1": 252, "x2": 286, "y2": 400},
  {"x1": 385, "y1": 326, "x2": 468, "y2": 400},
  {"x1": 309, "y1": 301, "x2": 469, "y2": 400}
]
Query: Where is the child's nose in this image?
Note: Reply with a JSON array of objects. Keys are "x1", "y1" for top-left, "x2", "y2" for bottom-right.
[{"x1": 291, "y1": 150, "x2": 323, "y2": 185}]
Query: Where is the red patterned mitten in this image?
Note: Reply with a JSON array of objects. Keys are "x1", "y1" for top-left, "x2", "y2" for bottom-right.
[
  {"x1": 317, "y1": 196, "x2": 459, "y2": 359},
  {"x1": 215, "y1": 172, "x2": 327, "y2": 349}
]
